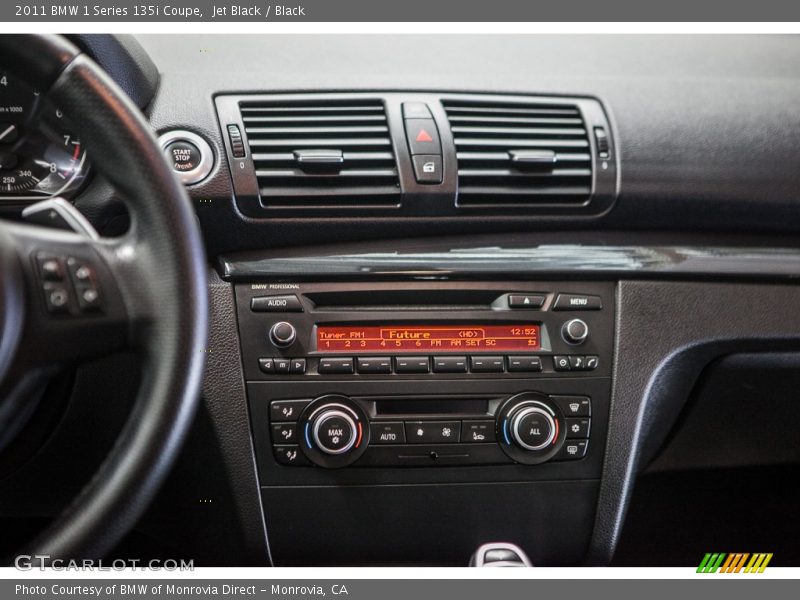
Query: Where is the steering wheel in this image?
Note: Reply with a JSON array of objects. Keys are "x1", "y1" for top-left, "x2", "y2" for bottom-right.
[{"x1": 0, "y1": 35, "x2": 208, "y2": 559}]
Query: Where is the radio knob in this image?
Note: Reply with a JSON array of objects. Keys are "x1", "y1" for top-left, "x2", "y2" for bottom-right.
[
  {"x1": 312, "y1": 409, "x2": 358, "y2": 455},
  {"x1": 562, "y1": 318, "x2": 589, "y2": 345},
  {"x1": 511, "y1": 406, "x2": 556, "y2": 451},
  {"x1": 269, "y1": 321, "x2": 297, "y2": 348}
]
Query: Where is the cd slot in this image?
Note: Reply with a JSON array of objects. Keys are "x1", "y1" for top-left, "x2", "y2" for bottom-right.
[
  {"x1": 304, "y1": 289, "x2": 504, "y2": 311},
  {"x1": 371, "y1": 398, "x2": 490, "y2": 417}
]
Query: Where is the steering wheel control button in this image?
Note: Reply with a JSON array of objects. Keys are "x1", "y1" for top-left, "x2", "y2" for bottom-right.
[
  {"x1": 77, "y1": 285, "x2": 102, "y2": 312},
  {"x1": 43, "y1": 283, "x2": 70, "y2": 314},
  {"x1": 405, "y1": 119, "x2": 442, "y2": 155},
  {"x1": 405, "y1": 421, "x2": 461, "y2": 444},
  {"x1": 552, "y1": 396, "x2": 592, "y2": 417},
  {"x1": 274, "y1": 445, "x2": 310, "y2": 466},
  {"x1": 269, "y1": 399, "x2": 311, "y2": 422},
  {"x1": 507, "y1": 356, "x2": 543, "y2": 372},
  {"x1": 395, "y1": 356, "x2": 430, "y2": 373},
  {"x1": 553, "y1": 293, "x2": 602, "y2": 311},
  {"x1": 271, "y1": 422, "x2": 297, "y2": 444},
  {"x1": 37, "y1": 255, "x2": 64, "y2": 281},
  {"x1": 370, "y1": 422, "x2": 406, "y2": 444},
  {"x1": 357, "y1": 357, "x2": 392, "y2": 374},
  {"x1": 318, "y1": 357, "x2": 355, "y2": 374},
  {"x1": 554, "y1": 439, "x2": 588, "y2": 461},
  {"x1": 566, "y1": 418, "x2": 591, "y2": 439},
  {"x1": 512, "y1": 407, "x2": 556, "y2": 451},
  {"x1": 313, "y1": 410, "x2": 357, "y2": 455},
  {"x1": 470, "y1": 356, "x2": 505, "y2": 373},
  {"x1": 157, "y1": 130, "x2": 214, "y2": 185},
  {"x1": 269, "y1": 321, "x2": 297, "y2": 347},
  {"x1": 412, "y1": 155, "x2": 443, "y2": 184},
  {"x1": 251, "y1": 294, "x2": 303, "y2": 312},
  {"x1": 462, "y1": 420, "x2": 496, "y2": 443},
  {"x1": 508, "y1": 294, "x2": 545, "y2": 309},
  {"x1": 402, "y1": 102, "x2": 433, "y2": 119},
  {"x1": 562, "y1": 318, "x2": 589, "y2": 345}
]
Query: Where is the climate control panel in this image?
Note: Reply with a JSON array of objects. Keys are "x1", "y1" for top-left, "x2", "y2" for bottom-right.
[{"x1": 268, "y1": 391, "x2": 593, "y2": 469}]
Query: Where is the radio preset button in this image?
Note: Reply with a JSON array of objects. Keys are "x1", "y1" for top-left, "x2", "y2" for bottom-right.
[
  {"x1": 552, "y1": 395, "x2": 592, "y2": 417},
  {"x1": 553, "y1": 293, "x2": 602, "y2": 311},
  {"x1": 271, "y1": 422, "x2": 297, "y2": 444},
  {"x1": 318, "y1": 358, "x2": 355, "y2": 374},
  {"x1": 565, "y1": 418, "x2": 591, "y2": 439},
  {"x1": 553, "y1": 355, "x2": 571, "y2": 371},
  {"x1": 357, "y1": 357, "x2": 393, "y2": 374},
  {"x1": 405, "y1": 421, "x2": 461, "y2": 443},
  {"x1": 470, "y1": 356, "x2": 505, "y2": 373},
  {"x1": 269, "y1": 399, "x2": 311, "y2": 422},
  {"x1": 395, "y1": 356, "x2": 430, "y2": 374},
  {"x1": 508, "y1": 294, "x2": 545, "y2": 309},
  {"x1": 507, "y1": 356, "x2": 543, "y2": 372},
  {"x1": 553, "y1": 439, "x2": 588, "y2": 461},
  {"x1": 568, "y1": 355, "x2": 586, "y2": 370},
  {"x1": 251, "y1": 294, "x2": 303, "y2": 312},
  {"x1": 462, "y1": 420, "x2": 496, "y2": 443},
  {"x1": 433, "y1": 356, "x2": 468, "y2": 373},
  {"x1": 370, "y1": 422, "x2": 406, "y2": 444}
]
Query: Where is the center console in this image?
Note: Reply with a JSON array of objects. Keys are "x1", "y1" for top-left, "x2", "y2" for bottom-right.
[{"x1": 234, "y1": 280, "x2": 615, "y2": 565}]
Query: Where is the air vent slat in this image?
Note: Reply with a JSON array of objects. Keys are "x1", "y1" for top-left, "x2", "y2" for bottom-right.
[
  {"x1": 451, "y1": 126, "x2": 587, "y2": 137},
  {"x1": 240, "y1": 98, "x2": 399, "y2": 208},
  {"x1": 444, "y1": 99, "x2": 594, "y2": 206},
  {"x1": 244, "y1": 125, "x2": 389, "y2": 136}
]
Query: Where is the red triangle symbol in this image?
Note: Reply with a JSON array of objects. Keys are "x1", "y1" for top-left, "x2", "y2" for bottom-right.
[{"x1": 416, "y1": 129, "x2": 433, "y2": 143}]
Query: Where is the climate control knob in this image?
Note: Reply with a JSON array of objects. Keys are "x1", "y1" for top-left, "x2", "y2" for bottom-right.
[
  {"x1": 496, "y1": 392, "x2": 565, "y2": 465},
  {"x1": 561, "y1": 318, "x2": 589, "y2": 345},
  {"x1": 312, "y1": 409, "x2": 357, "y2": 455},
  {"x1": 511, "y1": 406, "x2": 556, "y2": 451},
  {"x1": 297, "y1": 395, "x2": 370, "y2": 468},
  {"x1": 269, "y1": 321, "x2": 297, "y2": 348}
]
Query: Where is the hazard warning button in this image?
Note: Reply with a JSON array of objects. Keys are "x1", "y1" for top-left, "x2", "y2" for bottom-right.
[{"x1": 405, "y1": 118, "x2": 442, "y2": 155}]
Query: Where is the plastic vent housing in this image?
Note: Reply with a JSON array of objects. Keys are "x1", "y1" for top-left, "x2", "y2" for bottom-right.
[
  {"x1": 443, "y1": 99, "x2": 593, "y2": 206},
  {"x1": 240, "y1": 98, "x2": 400, "y2": 207}
]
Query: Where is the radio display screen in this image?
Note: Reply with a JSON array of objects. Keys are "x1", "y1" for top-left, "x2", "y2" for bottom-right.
[{"x1": 316, "y1": 324, "x2": 540, "y2": 353}]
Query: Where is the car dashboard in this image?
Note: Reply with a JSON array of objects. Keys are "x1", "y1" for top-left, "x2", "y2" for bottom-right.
[{"x1": 1, "y1": 33, "x2": 800, "y2": 567}]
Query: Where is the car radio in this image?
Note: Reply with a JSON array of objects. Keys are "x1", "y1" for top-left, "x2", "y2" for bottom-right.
[{"x1": 235, "y1": 281, "x2": 614, "y2": 476}]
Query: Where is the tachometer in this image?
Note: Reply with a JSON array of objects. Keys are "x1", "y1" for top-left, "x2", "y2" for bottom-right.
[{"x1": 0, "y1": 70, "x2": 89, "y2": 201}]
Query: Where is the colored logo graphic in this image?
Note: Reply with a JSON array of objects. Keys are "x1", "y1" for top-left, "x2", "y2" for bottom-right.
[{"x1": 697, "y1": 553, "x2": 773, "y2": 573}]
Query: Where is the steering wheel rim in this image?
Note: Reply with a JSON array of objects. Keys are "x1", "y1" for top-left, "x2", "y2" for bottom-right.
[{"x1": 0, "y1": 35, "x2": 208, "y2": 559}]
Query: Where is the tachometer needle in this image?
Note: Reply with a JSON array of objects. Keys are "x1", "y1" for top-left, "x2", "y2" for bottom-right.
[{"x1": 0, "y1": 124, "x2": 18, "y2": 143}]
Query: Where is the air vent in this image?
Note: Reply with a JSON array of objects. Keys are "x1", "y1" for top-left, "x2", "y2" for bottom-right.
[
  {"x1": 240, "y1": 99, "x2": 400, "y2": 207},
  {"x1": 443, "y1": 99, "x2": 593, "y2": 206}
]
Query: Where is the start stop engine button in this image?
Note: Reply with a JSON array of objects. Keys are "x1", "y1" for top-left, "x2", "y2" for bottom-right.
[
  {"x1": 164, "y1": 140, "x2": 201, "y2": 173},
  {"x1": 157, "y1": 130, "x2": 214, "y2": 185}
]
